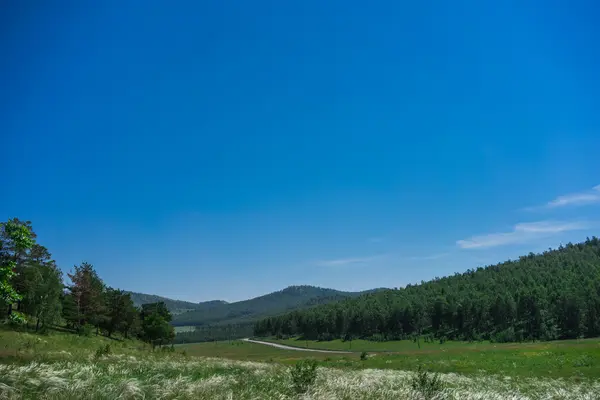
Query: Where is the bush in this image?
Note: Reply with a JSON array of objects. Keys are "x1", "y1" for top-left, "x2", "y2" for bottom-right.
[
  {"x1": 9, "y1": 312, "x2": 27, "y2": 326},
  {"x1": 491, "y1": 327, "x2": 516, "y2": 343},
  {"x1": 411, "y1": 365, "x2": 445, "y2": 399},
  {"x1": 317, "y1": 332, "x2": 335, "y2": 341},
  {"x1": 79, "y1": 324, "x2": 94, "y2": 337},
  {"x1": 360, "y1": 351, "x2": 368, "y2": 361},
  {"x1": 290, "y1": 359, "x2": 318, "y2": 394},
  {"x1": 94, "y1": 344, "x2": 111, "y2": 359},
  {"x1": 367, "y1": 333, "x2": 386, "y2": 342}
]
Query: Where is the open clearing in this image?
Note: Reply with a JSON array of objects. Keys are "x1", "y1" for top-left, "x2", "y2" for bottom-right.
[
  {"x1": 182, "y1": 337, "x2": 600, "y2": 378},
  {"x1": 2, "y1": 329, "x2": 600, "y2": 399}
]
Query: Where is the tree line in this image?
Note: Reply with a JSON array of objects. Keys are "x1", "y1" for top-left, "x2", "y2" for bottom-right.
[
  {"x1": 254, "y1": 237, "x2": 600, "y2": 343},
  {"x1": 1, "y1": 218, "x2": 174, "y2": 348}
]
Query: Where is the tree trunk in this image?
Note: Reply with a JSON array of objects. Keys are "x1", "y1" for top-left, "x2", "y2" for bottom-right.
[{"x1": 36, "y1": 318, "x2": 40, "y2": 332}]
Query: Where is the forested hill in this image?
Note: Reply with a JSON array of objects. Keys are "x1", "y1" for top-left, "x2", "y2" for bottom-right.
[
  {"x1": 255, "y1": 237, "x2": 600, "y2": 343},
  {"x1": 126, "y1": 292, "x2": 228, "y2": 315},
  {"x1": 172, "y1": 285, "x2": 380, "y2": 327}
]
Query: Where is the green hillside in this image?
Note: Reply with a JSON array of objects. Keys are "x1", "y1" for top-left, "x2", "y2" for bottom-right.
[
  {"x1": 173, "y1": 285, "x2": 378, "y2": 327},
  {"x1": 255, "y1": 237, "x2": 600, "y2": 343},
  {"x1": 127, "y1": 291, "x2": 227, "y2": 315},
  {"x1": 172, "y1": 285, "x2": 383, "y2": 343}
]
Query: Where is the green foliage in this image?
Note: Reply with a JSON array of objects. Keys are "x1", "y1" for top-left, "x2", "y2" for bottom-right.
[
  {"x1": 360, "y1": 351, "x2": 368, "y2": 361},
  {"x1": 290, "y1": 359, "x2": 318, "y2": 394},
  {"x1": 491, "y1": 327, "x2": 516, "y2": 343},
  {"x1": 140, "y1": 302, "x2": 175, "y2": 348},
  {"x1": 411, "y1": 366, "x2": 445, "y2": 399},
  {"x1": 94, "y1": 343, "x2": 111, "y2": 359},
  {"x1": 102, "y1": 288, "x2": 139, "y2": 337},
  {"x1": 255, "y1": 238, "x2": 600, "y2": 344},
  {"x1": 67, "y1": 262, "x2": 106, "y2": 329},
  {"x1": 1, "y1": 262, "x2": 20, "y2": 302},
  {"x1": 79, "y1": 323, "x2": 94, "y2": 337},
  {"x1": 61, "y1": 293, "x2": 80, "y2": 329},
  {"x1": 21, "y1": 263, "x2": 63, "y2": 331},
  {"x1": 9, "y1": 311, "x2": 28, "y2": 325},
  {"x1": 2, "y1": 219, "x2": 34, "y2": 252},
  {"x1": 1, "y1": 219, "x2": 34, "y2": 312}
]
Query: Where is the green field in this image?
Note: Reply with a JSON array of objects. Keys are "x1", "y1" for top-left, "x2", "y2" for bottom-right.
[
  {"x1": 246, "y1": 337, "x2": 600, "y2": 378},
  {"x1": 2, "y1": 328, "x2": 600, "y2": 399},
  {"x1": 178, "y1": 340, "x2": 352, "y2": 362}
]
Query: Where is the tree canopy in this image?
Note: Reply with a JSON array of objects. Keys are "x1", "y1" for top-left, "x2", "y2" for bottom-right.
[{"x1": 0, "y1": 218, "x2": 173, "y2": 347}]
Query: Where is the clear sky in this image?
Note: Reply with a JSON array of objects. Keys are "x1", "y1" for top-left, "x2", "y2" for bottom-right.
[{"x1": 1, "y1": 1, "x2": 599, "y2": 302}]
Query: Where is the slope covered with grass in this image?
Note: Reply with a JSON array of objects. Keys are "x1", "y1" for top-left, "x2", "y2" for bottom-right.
[{"x1": 2, "y1": 328, "x2": 600, "y2": 399}]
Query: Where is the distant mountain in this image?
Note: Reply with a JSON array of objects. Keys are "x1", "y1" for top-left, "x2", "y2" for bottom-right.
[
  {"x1": 127, "y1": 292, "x2": 227, "y2": 315},
  {"x1": 171, "y1": 285, "x2": 383, "y2": 327}
]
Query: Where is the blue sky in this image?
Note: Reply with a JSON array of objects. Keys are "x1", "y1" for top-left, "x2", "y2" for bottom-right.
[{"x1": 1, "y1": 1, "x2": 599, "y2": 302}]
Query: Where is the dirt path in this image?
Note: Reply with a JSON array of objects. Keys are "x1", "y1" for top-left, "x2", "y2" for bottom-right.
[{"x1": 241, "y1": 338, "x2": 352, "y2": 354}]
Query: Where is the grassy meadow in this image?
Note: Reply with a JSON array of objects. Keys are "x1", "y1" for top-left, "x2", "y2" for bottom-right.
[
  {"x1": 1, "y1": 327, "x2": 600, "y2": 399},
  {"x1": 260, "y1": 337, "x2": 600, "y2": 378},
  {"x1": 179, "y1": 340, "x2": 349, "y2": 362}
]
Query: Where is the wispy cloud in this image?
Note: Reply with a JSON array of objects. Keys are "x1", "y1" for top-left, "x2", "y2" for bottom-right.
[
  {"x1": 530, "y1": 185, "x2": 600, "y2": 210},
  {"x1": 457, "y1": 220, "x2": 592, "y2": 249},
  {"x1": 316, "y1": 255, "x2": 383, "y2": 267}
]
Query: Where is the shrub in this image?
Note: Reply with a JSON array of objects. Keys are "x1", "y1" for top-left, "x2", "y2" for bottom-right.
[
  {"x1": 365, "y1": 333, "x2": 386, "y2": 342},
  {"x1": 79, "y1": 324, "x2": 94, "y2": 337},
  {"x1": 9, "y1": 311, "x2": 27, "y2": 326},
  {"x1": 94, "y1": 344, "x2": 111, "y2": 359},
  {"x1": 491, "y1": 327, "x2": 516, "y2": 343},
  {"x1": 290, "y1": 359, "x2": 318, "y2": 394},
  {"x1": 317, "y1": 332, "x2": 335, "y2": 341},
  {"x1": 360, "y1": 351, "x2": 368, "y2": 361},
  {"x1": 411, "y1": 365, "x2": 445, "y2": 399}
]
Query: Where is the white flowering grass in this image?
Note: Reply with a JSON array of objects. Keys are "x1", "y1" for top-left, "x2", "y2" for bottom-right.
[
  {"x1": 1, "y1": 330, "x2": 598, "y2": 399},
  {"x1": 1, "y1": 356, "x2": 599, "y2": 400}
]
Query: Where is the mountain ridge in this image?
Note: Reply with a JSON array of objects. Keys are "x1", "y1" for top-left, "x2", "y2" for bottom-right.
[
  {"x1": 126, "y1": 292, "x2": 228, "y2": 315},
  {"x1": 129, "y1": 285, "x2": 388, "y2": 327}
]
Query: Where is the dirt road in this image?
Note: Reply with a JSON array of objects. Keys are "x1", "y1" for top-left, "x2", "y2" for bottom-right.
[{"x1": 241, "y1": 338, "x2": 352, "y2": 354}]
